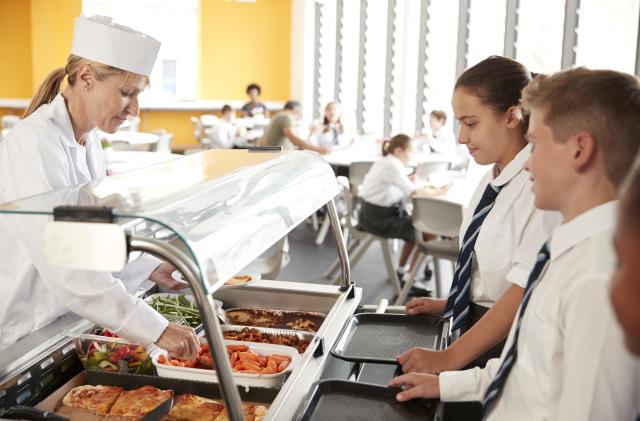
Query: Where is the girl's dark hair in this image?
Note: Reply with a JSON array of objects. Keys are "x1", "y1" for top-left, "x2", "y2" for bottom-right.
[
  {"x1": 246, "y1": 83, "x2": 261, "y2": 95},
  {"x1": 221, "y1": 104, "x2": 233, "y2": 114},
  {"x1": 382, "y1": 133, "x2": 412, "y2": 156},
  {"x1": 455, "y1": 55, "x2": 533, "y2": 130},
  {"x1": 622, "y1": 159, "x2": 640, "y2": 229}
]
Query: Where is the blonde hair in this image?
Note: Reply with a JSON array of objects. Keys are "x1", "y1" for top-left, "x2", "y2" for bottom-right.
[
  {"x1": 23, "y1": 54, "x2": 147, "y2": 118},
  {"x1": 522, "y1": 68, "x2": 640, "y2": 188}
]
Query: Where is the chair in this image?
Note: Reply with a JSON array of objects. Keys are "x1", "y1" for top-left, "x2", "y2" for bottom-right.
[
  {"x1": 324, "y1": 161, "x2": 403, "y2": 296},
  {"x1": 1, "y1": 115, "x2": 20, "y2": 130},
  {"x1": 414, "y1": 161, "x2": 450, "y2": 180},
  {"x1": 394, "y1": 196, "x2": 463, "y2": 305},
  {"x1": 150, "y1": 129, "x2": 173, "y2": 154},
  {"x1": 190, "y1": 116, "x2": 205, "y2": 145},
  {"x1": 241, "y1": 237, "x2": 290, "y2": 280}
]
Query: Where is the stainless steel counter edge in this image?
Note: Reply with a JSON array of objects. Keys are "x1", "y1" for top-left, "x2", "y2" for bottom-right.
[{"x1": 265, "y1": 285, "x2": 363, "y2": 421}]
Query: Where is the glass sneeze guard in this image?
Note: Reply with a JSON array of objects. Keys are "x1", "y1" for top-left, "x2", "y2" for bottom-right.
[{"x1": 0, "y1": 149, "x2": 340, "y2": 293}]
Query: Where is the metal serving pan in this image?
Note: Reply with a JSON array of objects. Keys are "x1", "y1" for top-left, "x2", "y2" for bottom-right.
[
  {"x1": 296, "y1": 380, "x2": 439, "y2": 421},
  {"x1": 222, "y1": 307, "x2": 327, "y2": 333},
  {"x1": 220, "y1": 325, "x2": 315, "y2": 354},
  {"x1": 331, "y1": 313, "x2": 449, "y2": 364}
]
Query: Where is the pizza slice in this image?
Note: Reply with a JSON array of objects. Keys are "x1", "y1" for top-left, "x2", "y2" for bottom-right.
[
  {"x1": 109, "y1": 385, "x2": 173, "y2": 418},
  {"x1": 214, "y1": 402, "x2": 269, "y2": 421},
  {"x1": 165, "y1": 394, "x2": 225, "y2": 421},
  {"x1": 61, "y1": 385, "x2": 124, "y2": 415}
]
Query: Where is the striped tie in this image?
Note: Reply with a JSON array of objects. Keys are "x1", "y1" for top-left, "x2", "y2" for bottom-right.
[
  {"x1": 482, "y1": 242, "x2": 551, "y2": 415},
  {"x1": 443, "y1": 182, "x2": 502, "y2": 330}
]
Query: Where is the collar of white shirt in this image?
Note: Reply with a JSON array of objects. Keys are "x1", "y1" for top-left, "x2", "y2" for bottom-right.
[
  {"x1": 549, "y1": 200, "x2": 618, "y2": 261},
  {"x1": 491, "y1": 143, "x2": 531, "y2": 187},
  {"x1": 51, "y1": 93, "x2": 80, "y2": 148}
]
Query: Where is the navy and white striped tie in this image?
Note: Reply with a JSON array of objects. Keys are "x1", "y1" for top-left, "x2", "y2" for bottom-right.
[
  {"x1": 482, "y1": 242, "x2": 551, "y2": 415},
  {"x1": 443, "y1": 182, "x2": 502, "y2": 330}
]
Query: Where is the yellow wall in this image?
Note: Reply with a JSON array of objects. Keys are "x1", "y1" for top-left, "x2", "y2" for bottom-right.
[
  {"x1": 0, "y1": 0, "x2": 291, "y2": 149},
  {"x1": 29, "y1": 0, "x2": 81, "y2": 91},
  {"x1": 200, "y1": 0, "x2": 291, "y2": 101},
  {"x1": 0, "y1": 0, "x2": 32, "y2": 98}
]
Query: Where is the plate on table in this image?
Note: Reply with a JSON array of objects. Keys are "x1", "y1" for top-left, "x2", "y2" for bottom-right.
[{"x1": 220, "y1": 271, "x2": 261, "y2": 289}]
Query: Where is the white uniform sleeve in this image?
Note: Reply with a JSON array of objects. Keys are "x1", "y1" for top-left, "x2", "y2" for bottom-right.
[
  {"x1": 388, "y1": 162, "x2": 417, "y2": 197},
  {"x1": 9, "y1": 129, "x2": 168, "y2": 345},
  {"x1": 553, "y1": 277, "x2": 639, "y2": 421},
  {"x1": 113, "y1": 253, "x2": 162, "y2": 295},
  {"x1": 505, "y1": 179, "x2": 560, "y2": 288},
  {"x1": 439, "y1": 357, "x2": 502, "y2": 402}
]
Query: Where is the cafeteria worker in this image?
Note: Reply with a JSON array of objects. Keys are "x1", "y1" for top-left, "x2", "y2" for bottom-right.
[{"x1": 0, "y1": 15, "x2": 199, "y2": 358}]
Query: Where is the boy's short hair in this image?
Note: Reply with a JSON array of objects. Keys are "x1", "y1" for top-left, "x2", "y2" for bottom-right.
[
  {"x1": 284, "y1": 100, "x2": 301, "y2": 111},
  {"x1": 621, "y1": 156, "x2": 640, "y2": 229},
  {"x1": 430, "y1": 110, "x2": 447, "y2": 124},
  {"x1": 221, "y1": 104, "x2": 233, "y2": 114},
  {"x1": 522, "y1": 68, "x2": 640, "y2": 187},
  {"x1": 246, "y1": 83, "x2": 261, "y2": 94}
]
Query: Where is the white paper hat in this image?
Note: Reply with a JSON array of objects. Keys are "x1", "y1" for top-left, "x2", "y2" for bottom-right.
[{"x1": 71, "y1": 15, "x2": 161, "y2": 77}]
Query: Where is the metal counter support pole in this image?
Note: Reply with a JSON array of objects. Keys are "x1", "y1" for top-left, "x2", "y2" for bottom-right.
[
  {"x1": 326, "y1": 199, "x2": 351, "y2": 290},
  {"x1": 129, "y1": 237, "x2": 245, "y2": 421}
]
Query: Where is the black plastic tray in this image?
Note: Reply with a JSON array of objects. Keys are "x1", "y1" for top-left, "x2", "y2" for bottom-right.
[
  {"x1": 297, "y1": 380, "x2": 439, "y2": 421},
  {"x1": 331, "y1": 313, "x2": 449, "y2": 364}
]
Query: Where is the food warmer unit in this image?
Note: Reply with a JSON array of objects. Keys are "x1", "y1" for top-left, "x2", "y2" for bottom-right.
[{"x1": 0, "y1": 149, "x2": 445, "y2": 420}]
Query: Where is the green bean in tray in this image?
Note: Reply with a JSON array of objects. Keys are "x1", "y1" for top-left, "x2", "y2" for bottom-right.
[{"x1": 149, "y1": 294, "x2": 201, "y2": 328}]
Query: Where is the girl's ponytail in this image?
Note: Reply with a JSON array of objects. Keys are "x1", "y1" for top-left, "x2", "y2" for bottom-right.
[{"x1": 381, "y1": 139, "x2": 391, "y2": 156}]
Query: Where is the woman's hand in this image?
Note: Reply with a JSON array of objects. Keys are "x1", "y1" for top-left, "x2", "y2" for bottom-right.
[
  {"x1": 149, "y1": 263, "x2": 189, "y2": 290},
  {"x1": 388, "y1": 372, "x2": 440, "y2": 401},
  {"x1": 154, "y1": 322, "x2": 199, "y2": 360},
  {"x1": 405, "y1": 297, "x2": 446, "y2": 316},
  {"x1": 397, "y1": 347, "x2": 452, "y2": 374}
]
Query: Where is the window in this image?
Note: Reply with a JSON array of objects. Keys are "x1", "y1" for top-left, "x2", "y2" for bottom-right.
[
  {"x1": 466, "y1": 0, "x2": 506, "y2": 67},
  {"x1": 574, "y1": 0, "x2": 640, "y2": 73},
  {"x1": 516, "y1": 0, "x2": 566, "y2": 73},
  {"x1": 82, "y1": 0, "x2": 198, "y2": 100}
]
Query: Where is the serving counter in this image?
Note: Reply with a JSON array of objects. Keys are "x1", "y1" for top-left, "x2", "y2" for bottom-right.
[{"x1": 0, "y1": 149, "x2": 444, "y2": 420}]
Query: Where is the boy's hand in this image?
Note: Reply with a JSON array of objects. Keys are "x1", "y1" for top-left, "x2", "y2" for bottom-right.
[
  {"x1": 388, "y1": 372, "x2": 440, "y2": 401},
  {"x1": 397, "y1": 347, "x2": 451, "y2": 374}
]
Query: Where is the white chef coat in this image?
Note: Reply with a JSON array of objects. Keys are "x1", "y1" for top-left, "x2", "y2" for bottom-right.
[
  {"x1": 462, "y1": 144, "x2": 561, "y2": 307},
  {"x1": 358, "y1": 154, "x2": 417, "y2": 207},
  {"x1": 440, "y1": 201, "x2": 640, "y2": 421},
  {"x1": 0, "y1": 94, "x2": 168, "y2": 350}
]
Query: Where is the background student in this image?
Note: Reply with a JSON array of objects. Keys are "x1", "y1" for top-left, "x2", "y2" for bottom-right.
[
  {"x1": 427, "y1": 110, "x2": 456, "y2": 155},
  {"x1": 309, "y1": 101, "x2": 349, "y2": 150},
  {"x1": 390, "y1": 67, "x2": 640, "y2": 421},
  {"x1": 210, "y1": 104, "x2": 244, "y2": 149},
  {"x1": 259, "y1": 100, "x2": 329, "y2": 154},
  {"x1": 241, "y1": 83, "x2": 269, "y2": 118},
  {"x1": 357, "y1": 134, "x2": 427, "y2": 281}
]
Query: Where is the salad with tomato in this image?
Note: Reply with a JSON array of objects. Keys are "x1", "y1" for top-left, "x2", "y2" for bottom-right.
[{"x1": 80, "y1": 329, "x2": 154, "y2": 375}]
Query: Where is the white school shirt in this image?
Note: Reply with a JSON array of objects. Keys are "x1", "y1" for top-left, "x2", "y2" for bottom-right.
[
  {"x1": 440, "y1": 201, "x2": 640, "y2": 421},
  {"x1": 430, "y1": 126, "x2": 457, "y2": 155},
  {"x1": 358, "y1": 154, "x2": 417, "y2": 207},
  {"x1": 0, "y1": 94, "x2": 168, "y2": 350},
  {"x1": 462, "y1": 144, "x2": 561, "y2": 307},
  {"x1": 209, "y1": 120, "x2": 237, "y2": 149}
]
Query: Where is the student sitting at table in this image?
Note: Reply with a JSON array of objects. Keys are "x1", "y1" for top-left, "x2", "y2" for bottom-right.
[
  {"x1": 309, "y1": 101, "x2": 351, "y2": 150},
  {"x1": 209, "y1": 104, "x2": 244, "y2": 149},
  {"x1": 258, "y1": 101, "x2": 329, "y2": 154},
  {"x1": 389, "y1": 67, "x2": 640, "y2": 421},
  {"x1": 427, "y1": 110, "x2": 456, "y2": 155},
  {"x1": 241, "y1": 83, "x2": 270, "y2": 118},
  {"x1": 398, "y1": 56, "x2": 561, "y2": 421},
  {"x1": 357, "y1": 134, "x2": 426, "y2": 281}
]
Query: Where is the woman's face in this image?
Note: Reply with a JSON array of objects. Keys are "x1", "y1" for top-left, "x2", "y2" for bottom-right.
[
  {"x1": 325, "y1": 103, "x2": 340, "y2": 123},
  {"x1": 452, "y1": 88, "x2": 513, "y2": 166},
  {"x1": 86, "y1": 72, "x2": 146, "y2": 134},
  {"x1": 610, "y1": 206, "x2": 640, "y2": 356}
]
